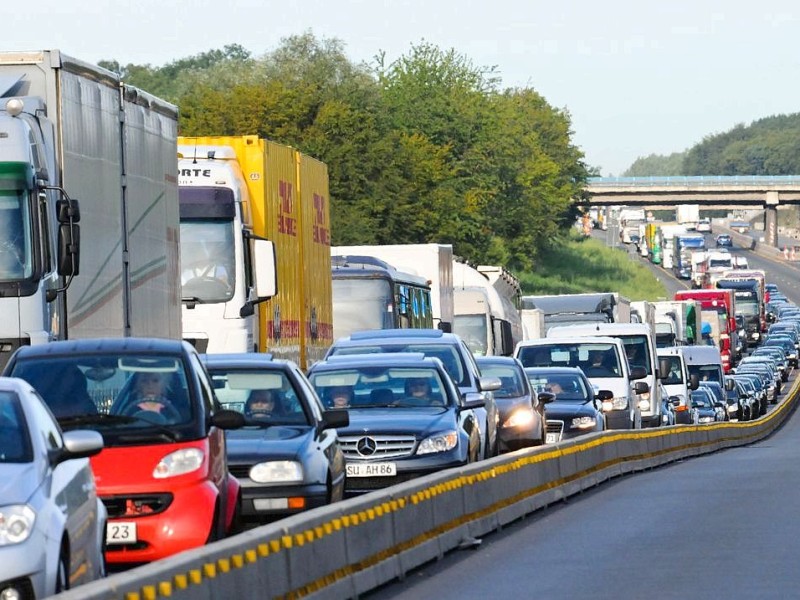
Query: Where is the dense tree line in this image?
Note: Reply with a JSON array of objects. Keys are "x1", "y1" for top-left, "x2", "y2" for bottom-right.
[
  {"x1": 623, "y1": 114, "x2": 800, "y2": 177},
  {"x1": 100, "y1": 34, "x2": 589, "y2": 271}
]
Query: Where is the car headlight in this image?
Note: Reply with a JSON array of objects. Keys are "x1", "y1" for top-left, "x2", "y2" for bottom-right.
[
  {"x1": 249, "y1": 461, "x2": 304, "y2": 484},
  {"x1": 153, "y1": 448, "x2": 205, "y2": 479},
  {"x1": 503, "y1": 408, "x2": 535, "y2": 428},
  {"x1": 638, "y1": 399, "x2": 651, "y2": 411},
  {"x1": 698, "y1": 416, "x2": 714, "y2": 423},
  {"x1": 0, "y1": 505, "x2": 35, "y2": 545},
  {"x1": 571, "y1": 416, "x2": 597, "y2": 430},
  {"x1": 417, "y1": 431, "x2": 458, "y2": 455},
  {"x1": 727, "y1": 404, "x2": 738, "y2": 413},
  {"x1": 608, "y1": 396, "x2": 628, "y2": 410}
]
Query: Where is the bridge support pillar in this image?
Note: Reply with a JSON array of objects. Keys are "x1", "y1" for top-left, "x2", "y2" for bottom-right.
[{"x1": 764, "y1": 204, "x2": 779, "y2": 247}]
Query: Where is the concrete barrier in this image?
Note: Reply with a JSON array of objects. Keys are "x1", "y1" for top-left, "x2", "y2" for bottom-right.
[{"x1": 56, "y1": 380, "x2": 799, "y2": 600}]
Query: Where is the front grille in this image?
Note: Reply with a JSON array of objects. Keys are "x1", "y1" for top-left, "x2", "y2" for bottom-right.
[
  {"x1": 546, "y1": 420, "x2": 565, "y2": 441},
  {"x1": 339, "y1": 434, "x2": 417, "y2": 460},
  {"x1": 101, "y1": 493, "x2": 173, "y2": 518},
  {"x1": 229, "y1": 464, "x2": 252, "y2": 480}
]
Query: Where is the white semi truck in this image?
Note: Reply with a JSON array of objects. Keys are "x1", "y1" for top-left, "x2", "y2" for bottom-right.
[
  {"x1": 451, "y1": 260, "x2": 522, "y2": 356},
  {"x1": 0, "y1": 50, "x2": 181, "y2": 368}
]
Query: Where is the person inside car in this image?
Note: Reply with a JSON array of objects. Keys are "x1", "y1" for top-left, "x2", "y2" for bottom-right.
[
  {"x1": 403, "y1": 378, "x2": 440, "y2": 406},
  {"x1": 128, "y1": 372, "x2": 181, "y2": 421},
  {"x1": 584, "y1": 350, "x2": 615, "y2": 377},
  {"x1": 328, "y1": 386, "x2": 353, "y2": 408},
  {"x1": 245, "y1": 389, "x2": 280, "y2": 420}
]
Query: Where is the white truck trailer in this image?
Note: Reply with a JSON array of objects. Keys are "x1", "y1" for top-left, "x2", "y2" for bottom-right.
[
  {"x1": 520, "y1": 292, "x2": 632, "y2": 334},
  {"x1": 451, "y1": 260, "x2": 522, "y2": 356},
  {"x1": 0, "y1": 50, "x2": 181, "y2": 369}
]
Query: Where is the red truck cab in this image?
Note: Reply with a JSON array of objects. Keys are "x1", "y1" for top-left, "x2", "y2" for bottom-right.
[{"x1": 674, "y1": 289, "x2": 738, "y2": 372}]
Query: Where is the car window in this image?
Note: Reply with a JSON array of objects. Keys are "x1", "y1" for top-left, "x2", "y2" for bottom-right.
[
  {"x1": 476, "y1": 363, "x2": 526, "y2": 398},
  {"x1": 0, "y1": 391, "x2": 33, "y2": 463},
  {"x1": 526, "y1": 373, "x2": 590, "y2": 402},
  {"x1": 310, "y1": 366, "x2": 449, "y2": 408},
  {"x1": 207, "y1": 366, "x2": 311, "y2": 425}
]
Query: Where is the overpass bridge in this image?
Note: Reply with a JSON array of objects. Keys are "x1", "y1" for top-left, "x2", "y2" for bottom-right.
[{"x1": 585, "y1": 175, "x2": 800, "y2": 246}]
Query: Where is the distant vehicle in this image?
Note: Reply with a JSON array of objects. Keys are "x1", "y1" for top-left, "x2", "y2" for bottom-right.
[
  {"x1": 201, "y1": 353, "x2": 349, "y2": 523},
  {"x1": 476, "y1": 356, "x2": 549, "y2": 450},
  {"x1": 696, "y1": 218, "x2": 712, "y2": 233},
  {"x1": 3, "y1": 338, "x2": 246, "y2": 566},
  {"x1": 307, "y1": 353, "x2": 485, "y2": 495},
  {"x1": 523, "y1": 366, "x2": 610, "y2": 442},
  {"x1": 690, "y1": 388, "x2": 725, "y2": 423},
  {"x1": 0, "y1": 377, "x2": 106, "y2": 599},
  {"x1": 715, "y1": 234, "x2": 733, "y2": 248}
]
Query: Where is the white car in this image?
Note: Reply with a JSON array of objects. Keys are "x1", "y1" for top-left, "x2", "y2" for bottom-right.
[
  {"x1": 0, "y1": 377, "x2": 106, "y2": 598},
  {"x1": 696, "y1": 218, "x2": 712, "y2": 233}
]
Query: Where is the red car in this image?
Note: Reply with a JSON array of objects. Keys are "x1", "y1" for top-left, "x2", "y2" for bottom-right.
[{"x1": 3, "y1": 338, "x2": 245, "y2": 565}]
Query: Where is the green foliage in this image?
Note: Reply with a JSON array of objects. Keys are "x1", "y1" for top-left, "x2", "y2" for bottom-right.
[
  {"x1": 680, "y1": 113, "x2": 800, "y2": 175},
  {"x1": 623, "y1": 152, "x2": 687, "y2": 176},
  {"x1": 103, "y1": 33, "x2": 591, "y2": 269},
  {"x1": 517, "y1": 234, "x2": 668, "y2": 301}
]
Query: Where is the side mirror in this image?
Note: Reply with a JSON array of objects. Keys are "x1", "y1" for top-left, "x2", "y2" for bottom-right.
[
  {"x1": 52, "y1": 429, "x2": 104, "y2": 465},
  {"x1": 210, "y1": 408, "x2": 246, "y2": 430},
  {"x1": 669, "y1": 395, "x2": 681, "y2": 407},
  {"x1": 689, "y1": 374, "x2": 700, "y2": 390},
  {"x1": 629, "y1": 366, "x2": 647, "y2": 381},
  {"x1": 724, "y1": 378, "x2": 735, "y2": 391},
  {"x1": 595, "y1": 390, "x2": 614, "y2": 401},
  {"x1": 658, "y1": 358, "x2": 672, "y2": 380},
  {"x1": 322, "y1": 408, "x2": 349, "y2": 430},
  {"x1": 239, "y1": 301, "x2": 255, "y2": 318},
  {"x1": 634, "y1": 381, "x2": 650, "y2": 394},
  {"x1": 462, "y1": 392, "x2": 485, "y2": 409},
  {"x1": 478, "y1": 376, "x2": 502, "y2": 392},
  {"x1": 538, "y1": 391, "x2": 555, "y2": 404}
]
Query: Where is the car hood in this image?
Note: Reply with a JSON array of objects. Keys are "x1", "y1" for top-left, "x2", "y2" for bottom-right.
[
  {"x1": 340, "y1": 407, "x2": 454, "y2": 437},
  {"x1": 494, "y1": 396, "x2": 533, "y2": 417},
  {"x1": 0, "y1": 463, "x2": 40, "y2": 504},
  {"x1": 546, "y1": 400, "x2": 597, "y2": 420},
  {"x1": 226, "y1": 426, "x2": 314, "y2": 461}
]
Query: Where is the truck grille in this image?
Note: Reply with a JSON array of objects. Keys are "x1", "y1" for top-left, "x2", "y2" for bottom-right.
[{"x1": 338, "y1": 434, "x2": 417, "y2": 460}]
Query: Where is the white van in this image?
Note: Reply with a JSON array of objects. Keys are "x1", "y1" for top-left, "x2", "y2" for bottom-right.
[
  {"x1": 514, "y1": 336, "x2": 646, "y2": 430},
  {"x1": 657, "y1": 347, "x2": 700, "y2": 424},
  {"x1": 680, "y1": 345, "x2": 724, "y2": 385},
  {"x1": 547, "y1": 323, "x2": 667, "y2": 428}
]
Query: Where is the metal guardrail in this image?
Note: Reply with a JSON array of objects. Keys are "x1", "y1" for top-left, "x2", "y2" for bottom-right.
[
  {"x1": 54, "y1": 377, "x2": 800, "y2": 600},
  {"x1": 588, "y1": 176, "x2": 800, "y2": 187}
]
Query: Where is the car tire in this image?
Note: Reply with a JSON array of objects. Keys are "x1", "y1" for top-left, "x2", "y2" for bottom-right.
[{"x1": 55, "y1": 543, "x2": 70, "y2": 594}]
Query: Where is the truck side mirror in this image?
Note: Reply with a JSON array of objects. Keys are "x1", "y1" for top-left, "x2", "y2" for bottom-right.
[
  {"x1": 689, "y1": 374, "x2": 700, "y2": 390},
  {"x1": 57, "y1": 222, "x2": 80, "y2": 276},
  {"x1": 634, "y1": 381, "x2": 650, "y2": 394},
  {"x1": 658, "y1": 358, "x2": 672, "y2": 379},
  {"x1": 252, "y1": 238, "x2": 277, "y2": 299},
  {"x1": 629, "y1": 366, "x2": 647, "y2": 380}
]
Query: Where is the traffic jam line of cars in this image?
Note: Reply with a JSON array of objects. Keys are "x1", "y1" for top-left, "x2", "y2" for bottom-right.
[{"x1": 2, "y1": 283, "x2": 797, "y2": 595}]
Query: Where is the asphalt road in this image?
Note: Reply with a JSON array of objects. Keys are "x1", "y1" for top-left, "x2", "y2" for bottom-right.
[{"x1": 368, "y1": 238, "x2": 800, "y2": 600}]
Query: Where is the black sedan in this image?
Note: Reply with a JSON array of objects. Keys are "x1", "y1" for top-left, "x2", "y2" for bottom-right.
[
  {"x1": 715, "y1": 234, "x2": 733, "y2": 248},
  {"x1": 307, "y1": 353, "x2": 484, "y2": 495},
  {"x1": 202, "y1": 353, "x2": 348, "y2": 523},
  {"x1": 476, "y1": 356, "x2": 549, "y2": 451},
  {"x1": 691, "y1": 388, "x2": 725, "y2": 424},
  {"x1": 524, "y1": 367, "x2": 610, "y2": 442}
]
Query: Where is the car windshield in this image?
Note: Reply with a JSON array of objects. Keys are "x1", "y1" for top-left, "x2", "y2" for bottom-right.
[
  {"x1": 310, "y1": 366, "x2": 450, "y2": 408},
  {"x1": 517, "y1": 342, "x2": 623, "y2": 378},
  {"x1": 475, "y1": 363, "x2": 526, "y2": 398},
  {"x1": 525, "y1": 372, "x2": 591, "y2": 402},
  {"x1": 329, "y1": 343, "x2": 467, "y2": 387},
  {"x1": 10, "y1": 354, "x2": 196, "y2": 445},
  {"x1": 691, "y1": 391, "x2": 713, "y2": 408},
  {"x1": 0, "y1": 390, "x2": 33, "y2": 463},
  {"x1": 206, "y1": 367, "x2": 312, "y2": 426}
]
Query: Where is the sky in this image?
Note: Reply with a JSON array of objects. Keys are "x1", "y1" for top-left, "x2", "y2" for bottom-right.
[{"x1": 5, "y1": 0, "x2": 800, "y2": 176}]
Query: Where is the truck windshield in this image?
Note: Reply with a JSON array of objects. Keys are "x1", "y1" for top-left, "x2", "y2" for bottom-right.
[
  {"x1": 453, "y1": 314, "x2": 487, "y2": 356},
  {"x1": 180, "y1": 220, "x2": 236, "y2": 302},
  {"x1": 332, "y1": 278, "x2": 393, "y2": 339},
  {"x1": 0, "y1": 192, "x2": 34, "y2": 281}
]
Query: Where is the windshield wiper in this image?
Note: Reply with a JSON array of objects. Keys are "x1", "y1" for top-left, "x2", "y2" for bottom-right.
[{"x1": 57, "y1": 413, "x2": 179, "y2": 441}]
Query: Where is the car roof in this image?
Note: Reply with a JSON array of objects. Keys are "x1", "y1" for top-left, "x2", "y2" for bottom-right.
[
  {"x1": 311, "y1": 353, "x2": 442, "y2": 371},
  {"x1": 475, "y1": 356, "x2": 523, "y2": 367},
  {"x1": 0, "y1": 376, "x2": 36, "y2": 394},
  {"x1": 10, "y1": 337, "x2": 190, "y2": 359},
  {"x1": 346, "y1": 329, "x2": 454, "y2": 342},
  {"x1": 200, "y1": 352, "x2": 297, "y2": 370},
  {"x1": 523, "y1": 366, "x2": 587, "y2": 377}
]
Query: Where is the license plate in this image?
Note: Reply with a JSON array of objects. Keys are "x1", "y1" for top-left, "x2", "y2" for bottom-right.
[
  {"x1": 346, "y1": 462, "x2": 397, "y2": 477},
  {"x1": 106, "y1": 521, "x2": 137, "y2": 545},
  {"x1": 546, "y1": 433, "x2": 560, "y2": 444}
]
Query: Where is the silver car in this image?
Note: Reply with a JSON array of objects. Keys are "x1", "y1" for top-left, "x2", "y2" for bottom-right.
[{"x1": 0, "y1": 377, "x2": 106, "y2": 598}]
